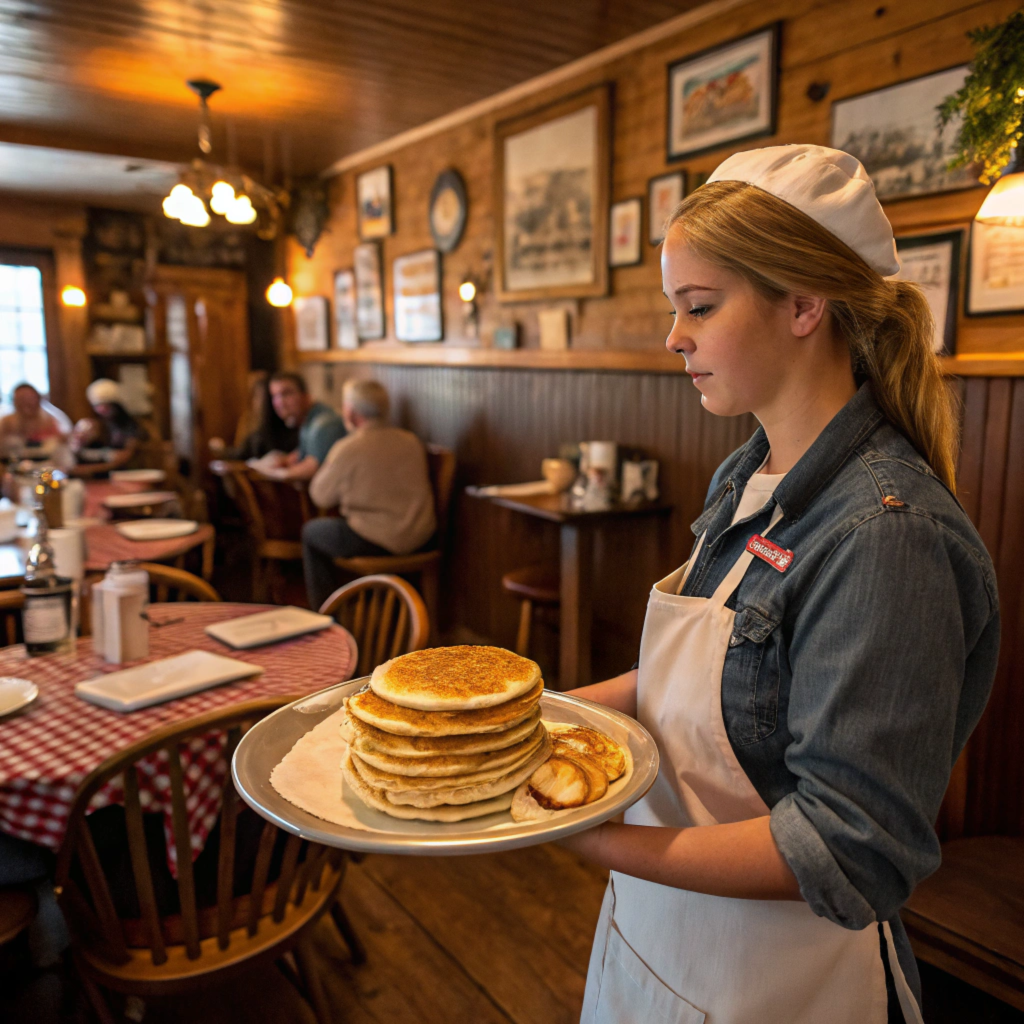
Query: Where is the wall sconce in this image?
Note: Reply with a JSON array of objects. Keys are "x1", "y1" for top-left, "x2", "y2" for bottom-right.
[
  {"x1": 60, "y1": 285, "x2": 86, "y2": 307},
  {"x1": 266, "y1": 277, "x2": 293, "y2": 307},
  {"x1": 976, "y1": 145, "x2": 1024, "y2": 226},
  {"x1": 459, "y1": 278, "x2": 478, "y2": 338}
]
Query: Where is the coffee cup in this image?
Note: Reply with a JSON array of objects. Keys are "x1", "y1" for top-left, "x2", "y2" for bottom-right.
[{"x1": 542, "y1": 458, "x2": 576, "y2": 493}]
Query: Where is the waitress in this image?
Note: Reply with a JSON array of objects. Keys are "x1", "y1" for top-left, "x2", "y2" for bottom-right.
[{"x1": 566, "y1": 146, "x2": 998, "y2": 1024}]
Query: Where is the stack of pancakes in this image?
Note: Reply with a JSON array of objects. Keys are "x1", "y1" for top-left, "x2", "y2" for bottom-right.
[{"x1": 341, "y1": 646, "x2": 551, "y2": 822}]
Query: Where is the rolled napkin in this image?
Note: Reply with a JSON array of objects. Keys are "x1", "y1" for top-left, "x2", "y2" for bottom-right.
[{"x1": 472, "y1": 481, "x2": 556, "y2": 498}]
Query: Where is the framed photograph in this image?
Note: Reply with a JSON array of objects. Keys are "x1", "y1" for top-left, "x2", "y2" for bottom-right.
[
  {"x1": 966, "y1": 221, "x2": 1024, "y2": 317},
  {"x1": 648, "y1": 172, "x2": 686, "y2": 245},
  {"x1": 393, "y1": 249, "x2": 443, "y2": 342},
  {"x1": 356, "y1": 165, "x2": 393, "y2": 240},
  {"x1": 333, "y1": 269, "x2": 358, "y2": 349},
  {"x1": 292, "y1": 296, "x2": 329, "y2": 352},
  {"x1": 895, "y1": 231, "x2": 961, "y2": 355},
  {"x1": 353, "y1": 242, "x2": 385, "y2": 340},
  {"x1": 429, "y1": 169, "x2": 468, "y2": 253},
  {"x1": 610, "y1": 198, "x2": 643, "y2": 267},
  {"x1": 831, "y1": 66, "x2": 981, "y2": 202},
  {"x1": 667, "y1": 24, "x2": 780, "y2": 162},
  {"x1": 494, "y1": 85, "x2": 610, "y2": 302}
]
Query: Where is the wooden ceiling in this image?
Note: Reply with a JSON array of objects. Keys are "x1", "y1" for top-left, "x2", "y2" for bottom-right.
[{"x1": 0, "y1": 0, "x2": 703, "y2": 184}]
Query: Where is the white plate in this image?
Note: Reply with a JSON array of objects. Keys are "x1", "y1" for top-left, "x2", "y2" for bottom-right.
[
  {"x1": 205, "y1": 607, "x2": 333, "y2": 649},
  {"x1": 115, "y1": 519, "x2": 198, "y2": 541},
  {"x1": 75, "y1": 649, "x2": 263, "y2": 712},
  {"x1": 110, "y1": 469, "x2": 166, "y2": 484},
  {"x1": 0, "y1": 677, "x2": 38, "y2": 717},
  {"x1": 102, "y1": 490, "x2": 178, "y2": 510},
  {"x1": 232, "y1": 679, "x2": 660, "y2": 856}
]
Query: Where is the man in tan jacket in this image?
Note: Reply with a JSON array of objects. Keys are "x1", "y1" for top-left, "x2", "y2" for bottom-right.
[{"x1": 302, "y1": 379, "x2": 436, "y2": 610}]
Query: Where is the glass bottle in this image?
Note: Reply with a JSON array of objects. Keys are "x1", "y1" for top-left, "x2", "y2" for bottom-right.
[{"x1": 20, "y1": 508, "x2": 72, "y2": 656}]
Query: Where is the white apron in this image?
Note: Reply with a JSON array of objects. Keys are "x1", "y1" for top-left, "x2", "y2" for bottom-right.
[{"x1": 581, "y1": 508, "x2": 924, "y2": 1024}]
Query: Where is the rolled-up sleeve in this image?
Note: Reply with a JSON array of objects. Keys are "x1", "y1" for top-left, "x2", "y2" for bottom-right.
[{"x1": 770, "y1": 510, "x2": 998, "y2": 929}]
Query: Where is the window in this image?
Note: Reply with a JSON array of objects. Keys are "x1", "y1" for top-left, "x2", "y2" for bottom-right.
[{"x1": 0, "y1": 263, "x2": 48, "y2": 406}]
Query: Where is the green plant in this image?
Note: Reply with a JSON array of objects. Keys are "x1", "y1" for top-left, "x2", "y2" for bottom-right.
[{"x1": 939, "y1": 8, "x2": 1024, "y2": 184}]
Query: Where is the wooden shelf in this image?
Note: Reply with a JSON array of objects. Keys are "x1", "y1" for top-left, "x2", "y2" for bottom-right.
[{"x1": 297, "y1": 346, "x2": 1024, "y2": 377}]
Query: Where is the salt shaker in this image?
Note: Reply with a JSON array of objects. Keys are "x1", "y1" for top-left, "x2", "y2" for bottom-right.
[{"x1": 92, "y1": 561, "x2": 150, "y2": 664}]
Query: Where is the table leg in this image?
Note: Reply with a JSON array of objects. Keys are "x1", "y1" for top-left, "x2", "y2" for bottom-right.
[
  {"x1": 559, "y1": 522, "x2": 593, "y2": 690},
  {"x1": 201, "y1": 535, "x2": 215, "y2": 581}
]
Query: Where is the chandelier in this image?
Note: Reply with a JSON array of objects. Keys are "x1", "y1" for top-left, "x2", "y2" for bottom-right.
[{"x1": 161, "y1": 80, "x2": 287, "y2": 238}]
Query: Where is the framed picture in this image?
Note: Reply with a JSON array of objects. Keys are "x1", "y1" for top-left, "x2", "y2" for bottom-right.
[
  {"x1": 648, "y1": 172, "x2": 686, "y2": 245},
  {"x1": 667, "y1": 24, "x2": 780, "y2": 162},
  {"x1": 353, "y1": 242, "x2": 385, "y2": 340},
  {"x1": 895, "y1": 231, "x2": 961, "y2": 355},
  {"x1": 429, "y1": 169, "x2": 468, "y2": 253},
  {"x1": 292, "y1": 296, "x2": 329, "y2": 352},
  {"x1": 831, "y1": 66, "x2": 981, "y2": 202},
  {"x1": 356, "y1": 165, "x2": 393, "y2": 240},
  {"x1": 610, "y1": 198, "x2": 643, "y2": 267},
  {"x1": 494, "y1": 85, "x2": 610, "y2": 302},
  {"x1": 333, "y1": 269, "x2": 358, "y2": 349},
  {"x1": 966, "y1": 221, "x2": 1024, "y2": 317},
  {"x1": 393, "y1": 249, "x2": 443, "y2": 342}
]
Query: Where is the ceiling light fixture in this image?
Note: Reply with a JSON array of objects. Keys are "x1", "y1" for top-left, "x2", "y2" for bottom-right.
[
  {"x1": 160, "y1": 80, "x2": 287, "y2": 239},
  {"x1": 60, "y1": 285, "x2": 86, "y2": 307},
  {"x1": 266, "y1": 278, "x2": 293, "y2": 307}
]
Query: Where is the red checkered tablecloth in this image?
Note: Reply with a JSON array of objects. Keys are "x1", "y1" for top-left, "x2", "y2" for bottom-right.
[{"x1": 0, "y1": 603, "x2": 357, "y2": 871}]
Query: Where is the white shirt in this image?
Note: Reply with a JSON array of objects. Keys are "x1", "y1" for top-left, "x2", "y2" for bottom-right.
[{"x1": 731, "y1": 457, "x2": 786, "y2": 525}]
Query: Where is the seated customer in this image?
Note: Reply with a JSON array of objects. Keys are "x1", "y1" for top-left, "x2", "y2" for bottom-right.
[
  {"x1": 69, "y1": 378, "x2": 147, "y2": 477},
  {"x1": 260, "y1": 371, "x2": 345, "y2": 482},
  {"x1": 209, "y1": 372, "x2": 298, "y2": 460},
  {"x1": 0, "y1": 382, "x2": 70, "y2": 457},
  {"x1": 303, "y1": 379, "x2": 436, "y2": 611}
]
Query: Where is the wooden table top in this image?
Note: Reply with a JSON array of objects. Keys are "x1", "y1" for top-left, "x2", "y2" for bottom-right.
[{"x1": 466, "y1": 487, "x2": 672, "y2": 524}]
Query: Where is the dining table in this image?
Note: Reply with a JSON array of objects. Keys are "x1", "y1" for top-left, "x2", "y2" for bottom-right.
[{"x1": 0, "y1": 601, "x2": 357, "y2": 872}]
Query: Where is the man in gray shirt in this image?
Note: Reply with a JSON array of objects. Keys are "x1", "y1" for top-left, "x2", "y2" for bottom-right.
[
  {"x1": 262, "y1": 372, "x2": 347, "y2": 482},
  {"x1": 302, "y1": 379, "x2": 436, "y2": 610}
]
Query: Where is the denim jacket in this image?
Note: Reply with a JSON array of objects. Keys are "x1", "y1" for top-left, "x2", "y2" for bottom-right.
[{"x1": 678, "y1": 383, "x2": 999, "y2": 1000}]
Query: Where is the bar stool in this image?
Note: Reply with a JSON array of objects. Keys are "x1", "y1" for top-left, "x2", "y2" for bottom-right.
[{"x1": 501, "y1": 563, "x2": 560, "y2": 657}]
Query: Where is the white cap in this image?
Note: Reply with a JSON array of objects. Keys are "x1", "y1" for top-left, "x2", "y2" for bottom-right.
[
  {"x1": 707, "y1": 144, "x2": 900, "y2": 277},
  {"x1": 86, "y1": 378, "x2": 123, "y2": 407}
]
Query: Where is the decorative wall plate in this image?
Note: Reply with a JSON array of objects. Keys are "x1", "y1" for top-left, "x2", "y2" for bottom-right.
[{"x1": 429, "y1": 169, "x2": 468, "y2": 253}]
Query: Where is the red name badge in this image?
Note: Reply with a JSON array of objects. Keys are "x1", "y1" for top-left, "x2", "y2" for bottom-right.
[{"x1": 747, "y1": 534, "x2": 794, "y2": 572}]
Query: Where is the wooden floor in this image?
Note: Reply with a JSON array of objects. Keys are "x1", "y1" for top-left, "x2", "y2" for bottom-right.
[{"x1": 142, "y1": 843, "x2": 608, "y2": 1024}]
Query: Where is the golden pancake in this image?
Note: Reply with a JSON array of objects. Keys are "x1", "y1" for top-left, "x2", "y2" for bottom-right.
[
  {"x1": 344, "y1": 705, "x2": 542, "y2": 757},
  {"x1": 527, "y1": 756, "x2": 591, "y2": 810},
  {"x1": 370, "y1": 645, "x2": 541, "y2": 711},
  {"x1": 549, "y1": 724, "x2": 628, "y2": 781},
  {"x1": 341, "y1": 753, "x2": 515, "y2": 822},
  {"x1": 351, "y1": 722, "x2": 547, "y2": 780},
  {"x1": 347, "y1": 681, "x2": 543, "y2": 737}
]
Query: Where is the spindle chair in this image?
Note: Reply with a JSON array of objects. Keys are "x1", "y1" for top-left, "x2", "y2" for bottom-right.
[
  {"x1": 55, "y1": 700, "x2": 347, "y2": 1024},
  {"x1": 319, "y1": 574, "x2": 429, "y2": 678},
  {"x1": 0, "y1": 587, "x2": 23, "y2": 646},
  {"x1": 139, "y1": 563, "x2": 221, "y2": 604}
]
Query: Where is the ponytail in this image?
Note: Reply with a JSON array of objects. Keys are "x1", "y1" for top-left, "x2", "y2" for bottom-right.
[{"x1": 667, "y1": 182, "x2": 961, "y2": 492}]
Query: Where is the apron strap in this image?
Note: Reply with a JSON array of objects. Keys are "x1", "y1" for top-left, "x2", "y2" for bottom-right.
[{"x1": 709, "y1": 503, "x2": 785, "y2": 609}]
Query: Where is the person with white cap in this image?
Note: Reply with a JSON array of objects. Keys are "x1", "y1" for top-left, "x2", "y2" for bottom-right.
[
  {"x1": 565, "y1": 146, "x2": 998, "y2": 1024},
  {"x1": 69, "y1": 378, "x2": 148, "y2": 477}
]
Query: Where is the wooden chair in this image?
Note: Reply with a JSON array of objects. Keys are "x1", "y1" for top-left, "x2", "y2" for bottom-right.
[
  {"x1": 0, "y1": 587, "x2": 23, "y2": 646},
  {"x1": 227, "y1": 467, "x2": 315, "y2": 603},
  {"x1": 0, "y1": 886, "x2": 36, "y2": 948},
  {"x1": 140, "y1": 563, "x2": 221, "y2": 603},
  {"x1": 55, "y1": 700, "x2": 349, "y2": 1024},
  {"x1": 319, "y1": 574, "x2": 429, "y2": 679},
  {"x1": 501, "y1": 563, "x2": 560, "y2": 657},
  {"x1": 332, "y1": 444, "x2": 455, "y2": 638},
  {"x1": 902, "y1": 836, "x2": 1024, "y2": 1011}
]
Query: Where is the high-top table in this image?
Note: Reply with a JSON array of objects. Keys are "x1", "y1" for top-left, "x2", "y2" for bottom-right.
[{"x1": 467, "y1": 489, "x2": 672, "y2": 689}]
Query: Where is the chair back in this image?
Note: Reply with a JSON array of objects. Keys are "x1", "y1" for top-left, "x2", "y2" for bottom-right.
[
  {"x1": 138, "y1": 439, "x2": 181, "y2": 491},
  {"x1": 55, "y1": 701, "x2": 342, "y2": 969},
  {"x1": 140, "y1": 563, "x2": 221, "y2": 603},
  {"x1": 425, "y1": 444, "x2": 456, "y2": 541},
  {"x1": 229, "y1": 468, "x2": 313, "y2": 547},
  {"x1": 320, "y1": 574, "x2": 429, "y2": 677},
  {"x1": 0, "y1": 588, "x2": 23, "y2": 646}
]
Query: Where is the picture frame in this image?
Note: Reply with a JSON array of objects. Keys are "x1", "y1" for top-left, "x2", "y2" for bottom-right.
[
  {"x1": 966, "y1": 221, "x2": 1024, "y2": 317},
  {"x1": 333, "y1": 269, "x2": 358, "y2": 349},
  {"x1": 647, "y1": 172, "x2": 686, "y2": 245},
  {"x1": 895, "y1": 231, "x2": 962, "y2": 355},
  {"x1": 666, "y1": 24, "x2": 780, "y2": 162},
  {"x1": 609, "y1": 198, "x2": 643, "y2": 267},
  {"x1": 393, "y1": 249, "x2": 443, "y2": 342},
  {"x1": 831, "y1": 66, "x2": 981, "y2": 202},
  {"x1": 353, "y1": 242, "x2": 385, "y2": 340},
  {"x1": 494, "y1": 85, "x2": 610, "y2": 302},
  {"x1": 429, "y1": 169, "x2": 468, "y2": 253},
  {"x1": 292, "y1": 295, "x2": 329, "y2": 352},
  {"x1": 356, "y1": 165, "x2": 394, "y2": 240}
]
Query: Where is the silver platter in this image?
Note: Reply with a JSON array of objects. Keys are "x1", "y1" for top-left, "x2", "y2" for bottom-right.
[{"x1": 232, "y1": 677, "x2": 659, "y2": 855}]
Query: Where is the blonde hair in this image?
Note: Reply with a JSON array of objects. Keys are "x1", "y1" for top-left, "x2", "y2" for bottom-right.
[
  {"x1": 342, "y1": 378, "x2": 390, "y2": 421},
  {"x1": 666, "y1": 182, "x2": 960, "y2": 492}
]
